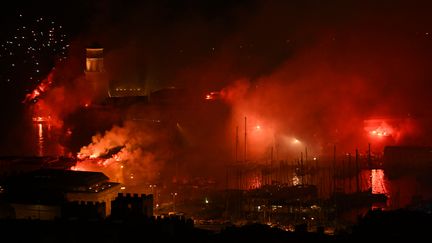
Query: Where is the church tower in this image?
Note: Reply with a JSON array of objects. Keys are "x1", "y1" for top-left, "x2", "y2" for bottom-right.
[{"x1": 85, "y1": 43, "x2": 109, "y2": 102}]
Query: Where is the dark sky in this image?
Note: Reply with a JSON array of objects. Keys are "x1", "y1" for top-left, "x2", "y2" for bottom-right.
[
  {"x1": 2, "y1": 0, "x2": 432, "y2": 91},
  {"x1": 2, "y1": 0, "x2": 432, "y2": 155}
]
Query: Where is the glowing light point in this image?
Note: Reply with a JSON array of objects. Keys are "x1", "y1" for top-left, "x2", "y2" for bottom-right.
[{"x1": 204, "y1": 91, "x2": 220, "y2": 100}]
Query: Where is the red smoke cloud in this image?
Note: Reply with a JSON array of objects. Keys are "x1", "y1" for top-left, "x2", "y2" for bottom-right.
[
  {"x1": 20, "y1": 1, "x2": 432, "y2": 188},
  {"x1": 74, "y1": 120, "x2": 172, "y2": 188}
]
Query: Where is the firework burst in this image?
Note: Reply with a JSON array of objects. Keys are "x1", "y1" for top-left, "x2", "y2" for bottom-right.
[{"x1": 0, "y1": 13, "x2": 69, "y2": 87}]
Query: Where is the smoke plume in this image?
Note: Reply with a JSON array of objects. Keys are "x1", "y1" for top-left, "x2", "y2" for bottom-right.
[
  {"x1": 18, "y1": 0, "x2": 432, "y2": 185},
  {"x1": 74, "y1": 120, "x2": 171, "y2": 186}
]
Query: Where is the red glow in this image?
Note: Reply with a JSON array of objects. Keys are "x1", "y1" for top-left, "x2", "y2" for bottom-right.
[
  {"x1": 23, "y1": 70, "x2": 54, "y2": 103},
  {"x1": 32, "y1": 116, "x2": 51, "y2": 123},
  {"x1": 249, "y1": 176, "x2": 261, "y2": 189},
  {"x1": 75, "y1": 121, "x2": 165, "y2": 185},
  {"x1": 369, "y1": 126, "x2": 392, "y2": 138},
  {"x1": 362, "y1": 118, "x2": 414, "y2": 145},
  {"x1": 371, "y1": 169, "x2": 388, "y2": 195},
  {"x1": 204, "y1": 91, "x2": 220, "y2": 100},
  {"x1": 72, "y1": 156, "x2": 126, "y2": 183}
]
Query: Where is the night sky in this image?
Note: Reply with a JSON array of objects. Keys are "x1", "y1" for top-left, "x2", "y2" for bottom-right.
[
  {"x1": 2, "y1": 0, "x2": 432, "y2": 156},
  {"x1": 2, "y1": 0, "x2": 432, "y2": 98},
  {"x1": 2, "y1": 3, "x2": 432, "y2": 236}
]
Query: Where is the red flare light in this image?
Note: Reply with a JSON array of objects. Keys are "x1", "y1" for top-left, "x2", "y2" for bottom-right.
[
  {"x1": 23, "y1": 70, "x2": 55, "y2": 103},
  {"x1": 204, "y1": 91, "x2": 220, "y2": 100},
  {"x1": 32, "y1": 116, "x2": 51, "y2": 123},
  {"x1": 363, "y1": 118, "x2": 399, "y2": 143}
]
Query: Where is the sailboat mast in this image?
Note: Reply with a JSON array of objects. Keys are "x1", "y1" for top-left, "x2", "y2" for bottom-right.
[
  {"x1": 305, "y1": 147, "x2": 308, "y2": 181},
  {"x1": 244, "y1": 117, "x2": 247, "y2": 163},
  {"x1": 355, "y1": 148, "x2": 360, "y2": 193},
  {"x1": 235, "y1": 126, "x2": 239, "y2": 162},
  {"x1": 300, "y1": 152, "x2": 304, "y2": 185},
  {"x1": 368, "y1": 143, "x2": 371, "y2": 169},
  {"x1": 348, "y1": 153, "x2": 352, "y2": 193},
  {"x1": 270, "y1": 146, "x2": 274, "y2": 162},
  {"x1": 333, "y1": 145, "x2": 336, "y2": 193},
  {"x1": 270, "y1": 146, "x2": 274, "y2": 184}
]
